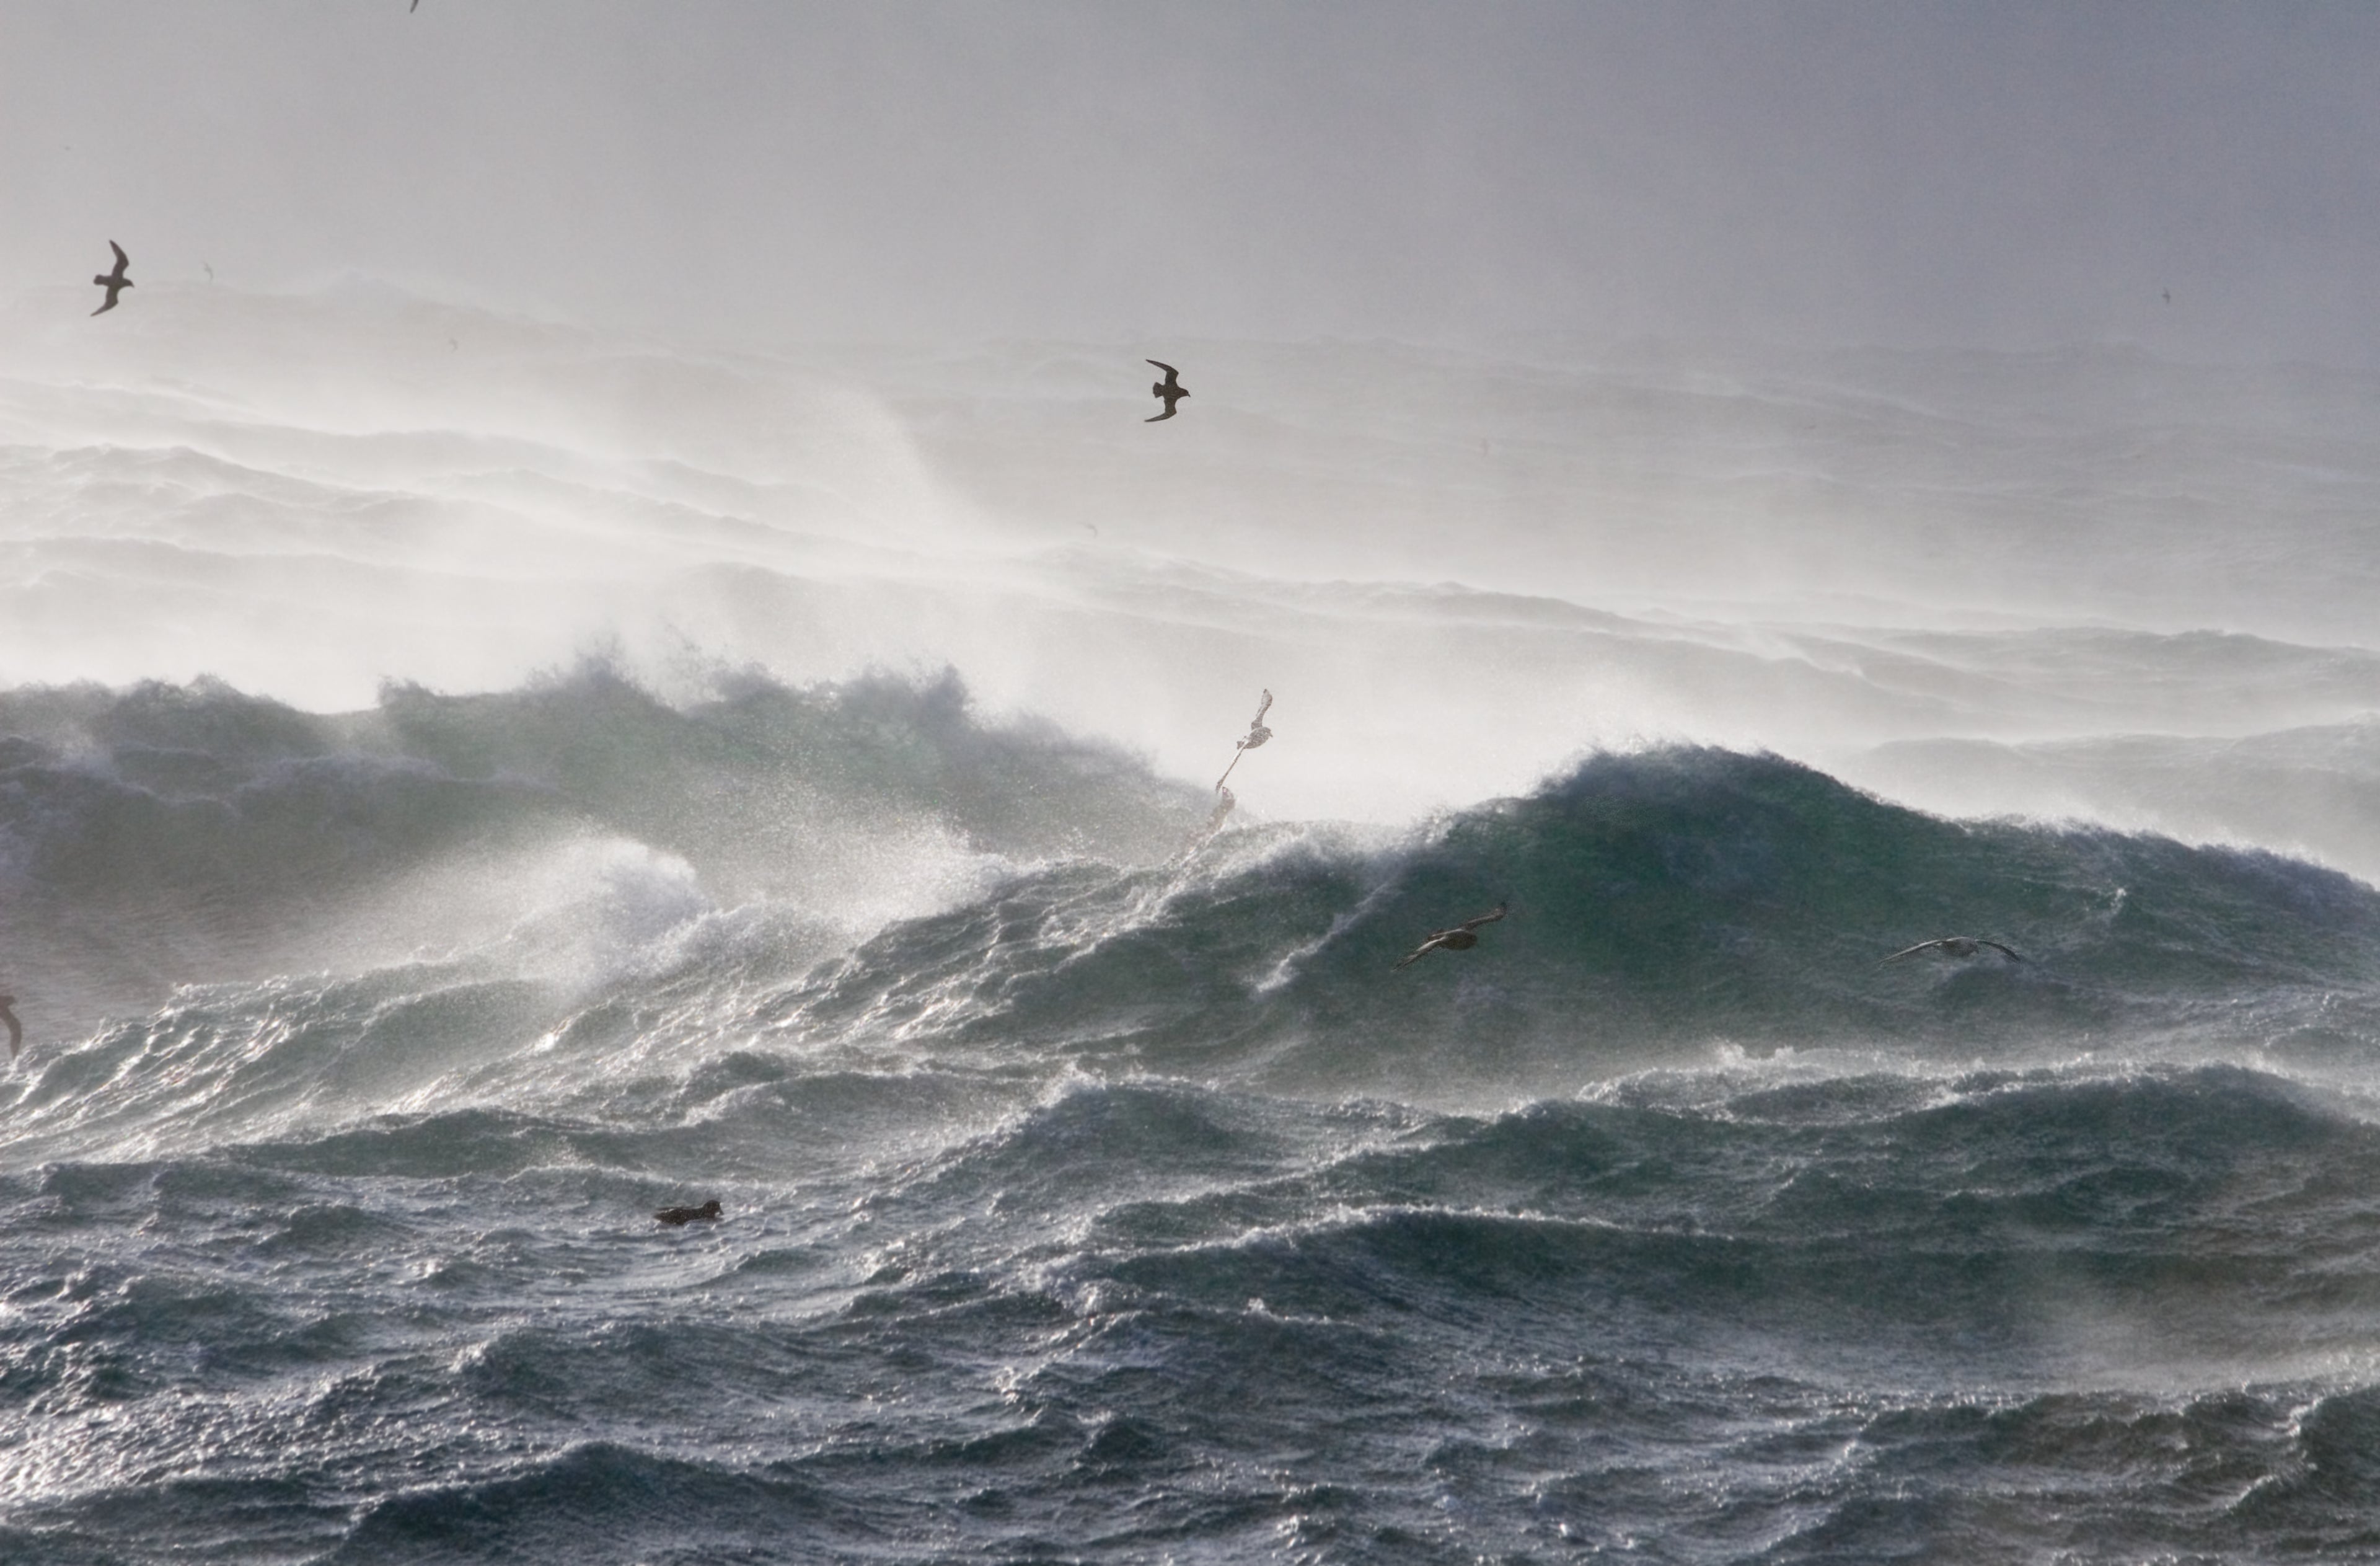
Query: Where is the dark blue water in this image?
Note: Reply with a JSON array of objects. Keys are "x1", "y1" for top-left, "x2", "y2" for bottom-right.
[{"x1": 8, "y1": 673, "x2": 2380, "y2": 1562}]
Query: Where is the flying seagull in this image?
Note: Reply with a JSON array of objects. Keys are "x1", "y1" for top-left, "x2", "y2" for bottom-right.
[
  {"x1": 0, "y1": 994, "x2": 18, "y2": 1060},
  {"x1": 1396, "y1": 903, "x2": 1509, "y2": 969},
  {"x1": 1882, "y1": 936, "x2": 2023, "y2": 965},
  {"x1": 90, "y1": 242, "x2": 131, "y2": 316},
  {"x1": 1215, "y1": 689, "x2": 1273, "y2": 790},
  {"x1": 655, "y1": 1199, "x2": 723, "y2": 1226},
  {"x1": 1146, "y1": 360, "x2": 1189, "y2": 422}
]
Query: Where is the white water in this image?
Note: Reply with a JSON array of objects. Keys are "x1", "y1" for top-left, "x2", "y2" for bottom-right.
[{"x1": 5, "y1": 281, "x2": 2379, "y2": 851}]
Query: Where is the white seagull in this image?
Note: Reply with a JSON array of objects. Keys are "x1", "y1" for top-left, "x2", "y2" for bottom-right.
[{"x1": 1214, "y1": 689, "x2": 1273, "y2": 790}]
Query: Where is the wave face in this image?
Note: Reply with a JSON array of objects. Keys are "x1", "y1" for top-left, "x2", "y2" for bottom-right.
[
  {"x1": 11, "y1": 693, "x2": 2380, "y2": 1562},
  {"x1": 11, "y1": 293, "x2": 2380, "y2": 1561}
]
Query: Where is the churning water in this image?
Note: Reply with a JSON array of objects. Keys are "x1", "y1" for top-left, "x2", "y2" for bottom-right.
[{"x1": 7, "y1": 284, "x2": 2380, "y2": 1562}]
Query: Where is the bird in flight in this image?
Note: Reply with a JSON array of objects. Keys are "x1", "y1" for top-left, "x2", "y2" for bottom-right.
[
  {"x1": 1882, "y1": 936, "x2": 2023, "y2": 965},
  {"x1": 1146, "y1": 360, "x2": 1189, "y2": 422},
  {"x1": 0, "y1": 994, "x2": 20, "y2": 1061},
  {"x1": 1215, "y1": 689, "x2": 1272, "y2": 790},
  {"x1": 90, "y1": 242, "x2": 132, "y2": 316},
  {"x1": 1396, "y1": 903, "x2": 1509, "y2": 969}
]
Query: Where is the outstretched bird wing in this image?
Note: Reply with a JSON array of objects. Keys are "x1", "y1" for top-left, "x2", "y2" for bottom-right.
[
  {"x1": 1459, "y1": 903, "x2": 1509, "y2": 932},
  {"x1": 1394, "y1": 934, "x2": 1451, "y2": 969},
  {"x1": 1145, "y1": 406, "x2": 1176, "y2": 422},
  {"x1": 108, "y1": 241, "x2": 128, "y2": 275},
  {"x1": 1250, "y1": 689, "x2": 1272, "y2": 727},
  {"x1": 1146, "y1": 359, "x2": 1180, "y2": 389},
  {"x1": 1882, "y1": 937, "x2": 2024, "y2": 963}
]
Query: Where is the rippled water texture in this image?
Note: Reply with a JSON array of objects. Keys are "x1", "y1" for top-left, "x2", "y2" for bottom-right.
[{"x1": 7, "y1": 292, "x2": 2380, "y2": 1561}]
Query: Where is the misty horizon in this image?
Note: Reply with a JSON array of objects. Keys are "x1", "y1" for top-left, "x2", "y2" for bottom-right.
[
  {"x1": 11, "y1": 9, "x2": 2380, "y2": 1564},
  {"x1": 7, "y1": 1, "x2": 2380, "y2": 365}
]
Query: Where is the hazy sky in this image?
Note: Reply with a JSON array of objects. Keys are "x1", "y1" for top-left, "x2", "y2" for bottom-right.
[{"x1": 5, "y1": 1, "x2": 2378, "y2": 361}]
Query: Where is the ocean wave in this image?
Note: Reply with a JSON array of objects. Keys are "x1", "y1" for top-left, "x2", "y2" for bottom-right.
[
  {"x1": 770, "y1": 745, "x2": 2380, "y2": 1096},
  {"x1": 14, "y1": 721, "x2": 2380, "y2": 1166},
  {"x1": 0, "y1": 665, "x2": 1201, "y2": 1039}
]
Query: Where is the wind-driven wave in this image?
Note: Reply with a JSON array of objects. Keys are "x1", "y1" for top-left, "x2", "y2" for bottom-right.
[
  {"x1": 0, "y1": 664, "x2": 1202, "y2": 1038},
  {"x1": 14, "y1": 709, "x2": 2380, "y2": 1159},
  {"x1": 780, "y1": 744, "x2": 2380, "y2": 1096}
]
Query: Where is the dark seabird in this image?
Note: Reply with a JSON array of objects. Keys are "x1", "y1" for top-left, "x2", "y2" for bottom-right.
[
  {"x1": 0, "y1": 995, "x2": 18, "y2": 1060},
  {"x1": 1146, "y1": 360, "x2": 1189, "y2": 422},
  {"x1": 655, "y1": 1199, "x2": 723, "y2": 1226},
  {"x1": 1882, "y1": 936, "x2": 2023, "y2": 965},
  {"x1": 1396, "y1": 903, "x2": 1509, "y2": 969},
  {"x1": 90, "y1": 242, "x2": 132, "y2": 316}
]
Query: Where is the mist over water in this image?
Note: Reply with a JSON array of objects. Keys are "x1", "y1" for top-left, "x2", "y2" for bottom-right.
[
  {"x1": 6, "y1": 279, "x2": 2380, "y2": 1561},
  {"x1": 11, "y1": 7, "x2": 2380, "y2": 1561}
]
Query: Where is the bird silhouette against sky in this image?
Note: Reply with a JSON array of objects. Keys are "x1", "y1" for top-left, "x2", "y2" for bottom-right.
[
  {"x1": 90, "y1": 242, "x2": 131, "y2": 316},
  {"x1": 1146, "y1": 360, "x2": 1189, "y2": 422}
]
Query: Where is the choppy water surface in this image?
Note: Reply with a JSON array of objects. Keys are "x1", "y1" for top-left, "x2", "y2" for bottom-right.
[{"x1": 7, "y1": 292, "x2": 2380, "y2": 1562}]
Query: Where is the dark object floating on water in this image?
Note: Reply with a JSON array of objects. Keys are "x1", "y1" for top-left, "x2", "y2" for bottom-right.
[
  {"x1": 655, "y1": 1199, "x2": 723, "y2": 1226},
  {"x1": 1882, "y1": 936, "x2": 2024, "y2": 965},
  {"x1": 91, "y1": 242, "x2": 132, "y2": 316},
  {"x1": 0, "y1": 994, "x2": 19, "y2": 1061},
  {"x1": 1145, "y1": 359, "x2": 1188, "y2": 422},
  {"x1": 1396, "y1": 903, "x2": 1509, "y2": 969}
]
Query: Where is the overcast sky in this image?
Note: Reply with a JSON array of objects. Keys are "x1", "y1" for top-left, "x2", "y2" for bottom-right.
[{"x1": 4, "y1": 1, "x2": 2378, "y2": 361}]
